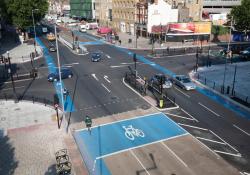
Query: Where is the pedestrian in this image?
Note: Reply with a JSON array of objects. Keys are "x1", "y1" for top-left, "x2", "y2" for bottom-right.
[{"x1": 119, "y1": 40, "x2": 121, "y2": 45}]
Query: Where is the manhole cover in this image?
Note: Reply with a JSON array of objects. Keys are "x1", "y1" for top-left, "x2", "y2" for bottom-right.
[
  {"x1": 14, "y1": 108, "x2": 20, "y2": 111},
  {"x1": 1, "y1": 117, "x2": 6, "y2": 121},
  {"x1": 34, "y1": 120, "x2": 38, "y2": 123}
]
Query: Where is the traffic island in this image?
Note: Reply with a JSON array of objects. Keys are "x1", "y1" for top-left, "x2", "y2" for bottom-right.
[{"x1": 124, "y1": 72, "x2": 178, "y2": 110}]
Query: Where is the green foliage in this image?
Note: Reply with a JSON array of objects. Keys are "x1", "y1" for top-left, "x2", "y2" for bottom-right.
[
  {"x1": 6, "y1": 0, "x2": 48, "y2": 30},
  {"x1": 211, "y1": 25, "x2": 229, "y2": 35},
  {"x1": 230, "y1": 0, "x2": 250, "y2": 31}
]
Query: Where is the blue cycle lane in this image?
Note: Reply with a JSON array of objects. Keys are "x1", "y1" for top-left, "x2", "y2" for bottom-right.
[
  {"x1": 36, "y1": 38, "x2": 75, "y2": 112},
  {"x1": 74, "y1": 112, "x2": 187, "y2": 175},
  {"x1": 76, "y1": 31, "x2": 250, "y2": 120}
]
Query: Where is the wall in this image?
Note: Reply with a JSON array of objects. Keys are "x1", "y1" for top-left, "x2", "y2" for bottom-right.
[{"x1": 147, "y1": 0, "x2": 178, "y2": 33}]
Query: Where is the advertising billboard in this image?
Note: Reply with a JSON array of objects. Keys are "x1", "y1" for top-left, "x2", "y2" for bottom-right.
[{"x1": 167, "y1": 22, "x2": 212, "y2": 35}]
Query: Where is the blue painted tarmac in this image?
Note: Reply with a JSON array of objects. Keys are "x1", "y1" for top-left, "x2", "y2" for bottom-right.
[
  {"x1": 74, "y1": 112, "x2": 187, "y2": 175},
  {"x1": 36, "y1": 38, "x2": 75, "y2": 112}
]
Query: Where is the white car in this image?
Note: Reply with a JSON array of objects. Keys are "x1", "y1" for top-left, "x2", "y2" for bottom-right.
[{"x1": 173, "y1": 75, "x2": 196, "y2": 90}]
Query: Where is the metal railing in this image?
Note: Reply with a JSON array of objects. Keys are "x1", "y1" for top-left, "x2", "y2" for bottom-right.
[{"x1": 195, "y1": 73, "x2": 249, "y2": 107}]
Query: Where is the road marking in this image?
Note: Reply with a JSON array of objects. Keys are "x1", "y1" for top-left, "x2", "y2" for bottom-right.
[
  {"x1": 2, "y1": 86, "x2": 25, "y2": 91},
  {"x1": 106, "y1": 54, "x2": 111, "y2": 59},
  {"x1": 180, "y1": 108, "x2": 199, "y2": 122},
  {"x1": 121, "y1": 62, "x2": 134, "y2": 65},
  {"x1": 95, "y1": 133, "x2": 188, "y2": 160},
  {"x1": 91, "y1": 74, "x2": 99, "y2": 81},
  {"x1": 213, "y1": 150, "x2": 241, "y2": 157},
  {"x1": 210, "y1": 130, "x2": 239, "y2": 153},
  {"x1": 233, "y1": 124, "x2": 250, "y2": 136},
  {"x1": 130, "y1": 150, "x2": 151, "y2": 175},
  {"x1": 178, "y1": 123, "x2": 208, "y2": 131},
  {"x1": 198, "y1": 102, "x2": 220, "y2": 117},
  {"x1": 63, "y1": 62, "x2": 79, "y2": 66},
  {"x1": 243, "y1": 172, "x2": 250, "y2": 175},
  {"x1": 101, "y1": 83, "x2": 111, "y2": 93},
  {"x1": 110, "y1": 65, "x2": 128, "y2": 68},
  {"x1": 4, "y1": 77, "x2": 35, "y2": 84},
  {"x1": 174, "y1": 87, "x2": 190, "y2": 98},
  {"x1": 104, "y1": 75, "x2": 111, "y2": 83},
  {"x1": 196, "y1": 137, "x2": 226, "y2": 145},
  {"x1": 165, "y1": 112, "x2": 196, "y2": 121},
  {"x1": 161, "y1": 142, "x2": 188, "y2": 167}
]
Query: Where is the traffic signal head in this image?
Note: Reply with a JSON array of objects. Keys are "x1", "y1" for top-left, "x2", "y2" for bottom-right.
[{"x1": 133, "y1": 53, "x2": 137, "y2": 62}]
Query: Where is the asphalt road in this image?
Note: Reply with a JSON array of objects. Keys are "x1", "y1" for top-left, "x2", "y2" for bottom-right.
[{"x1": 1, "y1": 30, "x2": 249, "y2": 174}]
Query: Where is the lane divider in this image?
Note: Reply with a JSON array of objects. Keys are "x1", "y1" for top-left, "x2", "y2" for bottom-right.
[{"x1": 36, "y1": 38, "x2": 75, "y2": 112}]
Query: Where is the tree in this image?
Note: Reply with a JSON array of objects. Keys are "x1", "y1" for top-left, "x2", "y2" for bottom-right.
[
  {"x1": 6, "y1": 0, "x2": 48, "y2": 30},
  {"x1": 230, "y1": 0, "x2": 250, "y2": 32}
]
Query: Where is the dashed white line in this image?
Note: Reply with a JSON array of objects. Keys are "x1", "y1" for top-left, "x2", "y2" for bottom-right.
[
  {"x1": 110, "y1": 65, "x2": 128, "y2": 68},
  {"x1": 213, "y1": 150, "x2": 241, "y2": 157},
  {"x1": 161, "y1": 142, "x2": 188, "y2": 167},
  {"x1": 178, "y1": 123, "x2": 208, "y2": 131},
  {"x1": 101, "y1": 83, "x2": 111, "y2": 93},
  {"x1": 106, "y1": 54, "x2": 111, "y2": 59},
  {"x1": 180, "y1": 108, "x2": 199, "y2": 122},
  {"x1": 165, "y1": 112, "x2": 196, "y2": 121},
  {"x1": 2, "y1": 86, "x2": 25, "y2": 91},
  {"x1": 233, "y1": 124, "x2": 250, "y2": 136},
  {"x1": 91, "y1": 73, "x2": 99, "y2": 81},
  {"x1": 130, "y1": 150, "x2": 151, "y2": 175},
  {"x1": 210, "y1": 130, "x2": 239, "y2": 153},
  {"x1": 198, "y1": 102, "x2": 220, "y2": 117},
  {"x1": 196, "y1": 137, "x2": 226, "y2": 145},
  {"x1": 104, "y1": 75, "x2": 111, "y2": 83},
  {"x1": 174, "y1": 87, "x2": 190, "y2": 98}
]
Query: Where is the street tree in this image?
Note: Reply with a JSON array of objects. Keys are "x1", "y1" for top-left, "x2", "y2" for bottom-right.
[
  {"x1": 6, "y1": 0, "x2": 48, "y2": 30},
  {"x1": 230, "y1": 0, "x2": 250, "y2": 32}
]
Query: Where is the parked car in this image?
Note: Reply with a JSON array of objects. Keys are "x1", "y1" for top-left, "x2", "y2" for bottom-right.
[
  {"x1": 172, "y1": 75, "x2": 196, "y2": 90},
  {"x1": 239, "y1": 47, "x2": 250, "y2": 59},
  {"x1": 48, "y1": 68, "x2": 73, "y2": 82},
  {"x1": 49, "y1": 45, "x2": 56, "y2": 52},
  {"x1": 149, "y1": 74, "x2": 172, "y2": 89},
  {"x1": 91, "y1": 52, "x2": 102, "y2": 62}
]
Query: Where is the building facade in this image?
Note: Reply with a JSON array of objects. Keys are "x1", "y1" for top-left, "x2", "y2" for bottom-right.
[
  {"x1": 112, "y1": 0, "x2": 138, "y2": 35},
  {"x1": 70, "y1": 0, "x2": 93, "y2": 20},
  {"x1": 164, "y1": 0, "x2": 203, "y2": 21},
  {"x1": 203, "y1": 0, "x2": 241, "y2": 14},
  {"x1": 95, "y1": 0, "x2": 112, "y2": 26}
]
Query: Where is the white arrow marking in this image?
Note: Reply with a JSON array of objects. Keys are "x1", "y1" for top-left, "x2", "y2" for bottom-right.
[
  {"x1": 104, "y1": 75, "x2": 111, "y2": 83},
  {"x1": 91, "y1": 74, "x2": 99, "y2": 81},
  {"x1": 106, "y1": 55, "x2": 111, "y2": 59}
]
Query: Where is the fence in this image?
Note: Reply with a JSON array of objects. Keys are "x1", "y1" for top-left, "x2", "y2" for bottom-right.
[
  {"x1": 195, "y1": 73, "x2": 250, "y2": 107},
  {"x1": 0, "y1": 92, "x2": 54, "y2": 107}
]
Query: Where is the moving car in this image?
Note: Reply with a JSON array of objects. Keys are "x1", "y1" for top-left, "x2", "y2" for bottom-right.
[
  {"x1": 47, "y1": 33, "x2": 56, "y2": 41},
  {"x1": 48, "y1": 68, "x2": 73, "y2": 82},
  {"x1": 91, "y1": 52, "x2": 102, "y2": 62},
  {"x1": 173, "y1": 75, "x2": 196, "y2": 90},
  {"x1": 239, "y1": 47, "x2": 250, "y2": 59},
  {"x1": 149, "y1": 74, "x2": 172, "y2": 89},
  {"x1": 49, "y1": 45, "x2": 56, "y2": 52}
]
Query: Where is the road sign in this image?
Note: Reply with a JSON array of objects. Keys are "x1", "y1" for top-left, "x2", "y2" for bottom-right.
[{"x1": 54, "y1": 104, "x2": 59, "y2": 108}]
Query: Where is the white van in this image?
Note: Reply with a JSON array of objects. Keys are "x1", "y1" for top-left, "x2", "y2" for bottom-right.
[
  {"x1": 79, "y1": 24, "x2": 87, "y2": 32},
  {"x1": 86, "y1": 22, "x2": 98, "y2": 30}
]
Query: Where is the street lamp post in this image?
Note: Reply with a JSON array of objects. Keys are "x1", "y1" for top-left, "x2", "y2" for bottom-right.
[
  {"x1": 222, "y1": 17, "x2": 233, "y2": 94},
  {"x1": 32, "y1": 9, "x2": 39, "y2": 55},
  {"x1": 55, "y1": 25, "x2": 66, "y2": 130},
  {"x1": 7, "y1": 51, "x2": 16, "y2": 93}
]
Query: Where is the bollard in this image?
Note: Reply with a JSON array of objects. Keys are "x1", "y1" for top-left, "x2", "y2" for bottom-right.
[
  {"x1": 213, "y1": 82, "x2": 215, "y2": 89},
  {"x1": 205, "y1": 78, "x2": 206, "y2": 85},
  {"x1": 227, "y1": 86, "x2": 230, "y2": 94},
  {"x1": 159, "y1": 99, "x2": 164, "y2": 108}
]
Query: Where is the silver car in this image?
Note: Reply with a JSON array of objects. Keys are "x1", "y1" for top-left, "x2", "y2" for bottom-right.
[
  {"x1": 173, "y1": 75, "x2": 196, "y2": 90},
  {"x1": 150, "y1": 74, "x2": 172, "y2": 89}
]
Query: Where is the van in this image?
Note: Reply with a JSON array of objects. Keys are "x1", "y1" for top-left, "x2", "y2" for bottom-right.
[{"x1": 86, "y1": 22, "x2": 98, "y2": 30}]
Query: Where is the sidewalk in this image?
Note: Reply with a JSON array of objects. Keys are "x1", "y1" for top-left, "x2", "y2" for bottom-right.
[
  {"x1": 0, "y1": 31, "x2": 42, "y2": 64},
  {"x1": 0, "y1": 100, "x2": 87, "y2": 175}
]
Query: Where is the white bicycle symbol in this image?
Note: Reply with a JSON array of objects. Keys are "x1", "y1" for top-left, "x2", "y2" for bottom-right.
[{"x1": 122, "y1": 125, "x2": 145, "y2": 140}]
